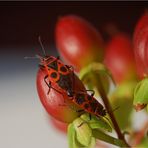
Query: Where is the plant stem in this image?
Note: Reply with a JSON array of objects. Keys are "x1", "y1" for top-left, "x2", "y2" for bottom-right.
[
  {"x1": 93, "y1": 129, "x2": 128, "y2": 147},
  {"x1": 95, "y1": 73, "x2": 130, "y2": 147}
]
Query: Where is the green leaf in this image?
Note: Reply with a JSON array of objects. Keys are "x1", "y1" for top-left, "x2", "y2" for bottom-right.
[
  {"x1": 73, "y1": 118, "x2": 92, "y2": 147},
  {"x1": 80, "y1": 113, "x2": 112, "y2": 132},
  {"x1": 134, "y1": 78, "x2": 148, "y2": 111}
]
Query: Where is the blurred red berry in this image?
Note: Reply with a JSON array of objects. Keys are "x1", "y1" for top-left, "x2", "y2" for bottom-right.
[
  {"x1": 55, "y1": 15, "x2": 104, "y2": 71},
  {"x1": 104, "y1": 33, "x2": 137, "y2": 84},
  {"x1": 134, "y1": 12, "x2": 148, "y2": 39},
  {"x1": 36, "y1": 69, "x2": 86, "y2": 123},
  {"x1": 134, "y1": 12, "x2": 148, "y2": 79}
]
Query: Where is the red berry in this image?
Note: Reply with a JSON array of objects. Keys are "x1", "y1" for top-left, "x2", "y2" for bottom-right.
[
  {"x1": 104, "y1": 33, "x2": 137, "y2": 84},
  {"x1": 134, "y1": 12, "x2": 148, "y2": 39},
  {"x1": 55, "y1": 15, "x2": 104, "y2": 71},
  {"x1": 134, "y1": 12, "x2": 148, "y2": 79},
  {"x1": 36, "y1": 69, "x2": 86, "y2": 123}
]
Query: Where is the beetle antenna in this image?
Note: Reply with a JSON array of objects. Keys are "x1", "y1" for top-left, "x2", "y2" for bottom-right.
[
  {"x1": 24, "y1": 56, "x2": 38, "y2": 59},
  {"x1": 24, "y1": 54, "x2": 42, "y2": 60},
  {"x1": 38, "y1": 36, "x2": 46, "y2": 56},
  {"x1": 104, "y1": 116, "x2": 113, "y2": 126},
  {"x1": 112, "y1": 106, "x2": 120, "y2": 112},
  {"x1": 102, "y1": 106, "x2": 120, "y2": 126}
]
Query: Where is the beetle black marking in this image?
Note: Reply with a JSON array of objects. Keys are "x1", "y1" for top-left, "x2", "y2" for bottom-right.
[
  {"x1": 48, "y1": 60, "x2": 58, "y2": 71},
  {"x1": 84, "y1": 103, "x2": 90, "y2": 109},
  {"x1": 57, "y1": 73, "x2": 73, "y2": 96},
  {"x1": 75, "y1": 93, "x2": 86, "y2": 105},
  {"x1": 71, "y1": 92, "x2": 106, "y2": 118},
  {"x1": 60, "y1": 66, "x2": 67, "y2": 72},
  {"x1": 87, "y1": 95, "x2": 92, "y2": 101},
  {"x1": 50, "y1": 72, "x2": 57, "y2": 78}
]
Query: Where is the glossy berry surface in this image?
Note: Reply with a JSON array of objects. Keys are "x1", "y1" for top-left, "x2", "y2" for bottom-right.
[
  {"x1": 55, "y1": 15, "x2": 104, "y2": 71},
  {"x1": 104, "y1": 33, "x2": 136, "y2": 84},
  {"x1": 36, "y1": 69, "x2": 86, "y2": 123},
  {"x1": 134, "y1": 12, "x2": 148, "y2": 79}
]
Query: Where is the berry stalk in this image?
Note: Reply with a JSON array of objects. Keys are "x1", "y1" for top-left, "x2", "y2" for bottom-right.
[{"x1": 94, "y1": 73, "x2": 130, "y2": 147}]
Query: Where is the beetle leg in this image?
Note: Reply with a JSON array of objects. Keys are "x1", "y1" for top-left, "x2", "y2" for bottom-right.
[
  {"x1": 56, "y1": 56, "x2": 60, "y2": 60},
  {"x1": 77, "y1": 121, "x2": 87, "y2": 128},
  {"x1": 47, "y1": 82, "x2": 51, "y2": 94},
  {"x1": 76, "y1": 89, "x2": 95, "y2": 96},
  {"x1": 86, "y1": 90, "x2": 95, "y2": 96},
  {"x1": 44, "y1": 75, "x2": 51, "y2": 94},
  {"x1": 44, "y1": 75, "x2": 62, "y2": 95},
  {"x1": 78, "y1": 113, "x2": 92, "y2": 128},
  {"x1": 59, "y1": 103, "x2": 84, "y2": 113}
]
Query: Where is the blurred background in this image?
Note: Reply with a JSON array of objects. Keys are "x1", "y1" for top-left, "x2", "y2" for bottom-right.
[{"x1": 0, "y1": 2, "x2": 148, "y2": 148}]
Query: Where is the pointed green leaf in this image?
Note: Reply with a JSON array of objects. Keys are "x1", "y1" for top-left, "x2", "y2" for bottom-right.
[
  {"x1": 134, "y1": 78, "x2": 148, "y2": 111},
  {"x1": 80, "y1": 113, "x2": 112, "y2": 132},
  {"x1": 73, "y1": 118, "x2": 92, "y2": 147}
]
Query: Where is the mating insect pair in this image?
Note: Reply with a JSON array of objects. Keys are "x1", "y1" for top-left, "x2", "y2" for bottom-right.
[
  {"x1": 39, "y1": 55, "x2": 106, "y2": 118},
  {"x1": 30, "y1": 37, "x2": 107, "y2": 119}
]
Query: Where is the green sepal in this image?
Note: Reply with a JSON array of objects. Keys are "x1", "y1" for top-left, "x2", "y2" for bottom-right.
[
  {"x1": 68, "y1": 115, "x2": 128, "y2": 148},
  {"x1": 79, "y1": 62, "x2": 114, "y2": 95},
  {"x1": 73, "y1": 118, "x2": 92, "y2": 147},
  {"x1": 87, "y1": 137, "x2": 96, "y2": 148},
  {"x1": 68, "y1": 123, "x2": 79, "y2": 148},
  {"x1": 134, "y1": 78, "x2": 148, "y2": 111},
  {"x1": 80, "y1": 113, "x2": 112, "y2": 132}
]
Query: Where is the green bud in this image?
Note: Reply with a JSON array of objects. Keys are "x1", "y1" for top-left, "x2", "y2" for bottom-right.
[
  {"x1": 134, "y1": 78, "x2": 148, "y2": 111},
  {"x1": 73, "y1": 118, "x2": 92, "y2": 147}
]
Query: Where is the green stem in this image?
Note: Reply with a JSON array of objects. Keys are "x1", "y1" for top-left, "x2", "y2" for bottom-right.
[
  {"x1": 95, "y1": 74, "x2": 130, "y2": 147},
  {"x1": 93, "y1": 129, "x2": 128, "y2": 147}
]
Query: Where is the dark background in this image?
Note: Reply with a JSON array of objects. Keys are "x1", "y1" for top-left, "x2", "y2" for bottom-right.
[
  {"x1": 0, "y1": 2, "x2": 148, "y2": 51},
  {"x1": 0, "y1": 1, "x2": 147, "y2": 78}
]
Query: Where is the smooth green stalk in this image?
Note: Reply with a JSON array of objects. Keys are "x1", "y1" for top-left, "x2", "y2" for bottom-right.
[
  {"x1": 93, "y1": 129, "x2": 128, "y2": 147},
  {"x1": 94, "y1": 73, "x2": 129, "y2": 147}
]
